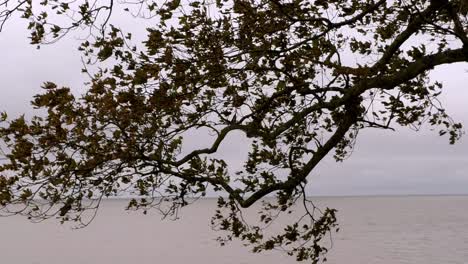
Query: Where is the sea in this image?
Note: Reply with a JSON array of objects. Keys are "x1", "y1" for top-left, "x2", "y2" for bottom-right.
[{"x1": 1, "y1": 195, "x2": 467, "y2": 264}]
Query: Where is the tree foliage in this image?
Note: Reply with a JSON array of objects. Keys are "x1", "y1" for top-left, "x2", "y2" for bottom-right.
[{"x1": 0, "y1": 0, "x2": 467, "y2": 262}]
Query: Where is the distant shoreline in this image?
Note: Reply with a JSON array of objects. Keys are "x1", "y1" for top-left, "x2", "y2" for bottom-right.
[{"x1": 101, "y1": 193, "x2": 468, "y2": 200}]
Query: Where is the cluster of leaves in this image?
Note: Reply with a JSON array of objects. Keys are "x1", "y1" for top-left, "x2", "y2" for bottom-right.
[{"x1": 1, "y1": 0, "x2": 467, "y2": 262}]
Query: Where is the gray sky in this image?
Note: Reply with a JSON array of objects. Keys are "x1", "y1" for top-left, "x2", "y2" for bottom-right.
[{"x1": 1, "y1": 16, "x2": 467, "y2": 197}]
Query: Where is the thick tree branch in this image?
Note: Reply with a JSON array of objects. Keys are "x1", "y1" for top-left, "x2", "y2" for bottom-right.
[
  {"x1": 372, "y1": 1, "x2": 445, "y2": 72},
  {"x1": 370, "y1": 47, "x2": 468, "y2": 90},
  {"x1": 240, "y1": 101, "x2": 361, "y2": 208}
]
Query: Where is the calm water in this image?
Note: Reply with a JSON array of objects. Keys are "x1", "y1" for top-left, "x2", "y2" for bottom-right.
[{"x1": 1, "y1": 196, "x2": 467, "y2": 264}]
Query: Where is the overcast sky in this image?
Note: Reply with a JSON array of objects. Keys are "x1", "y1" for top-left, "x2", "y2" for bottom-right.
[{"x1": 0, "y1": 15, "x2": 467, "y2": 197}]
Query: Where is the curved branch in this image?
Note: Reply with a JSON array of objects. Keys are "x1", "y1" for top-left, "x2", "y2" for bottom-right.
[{"x1": 172, "y1": 124, "x2": 244, "y2": 166}]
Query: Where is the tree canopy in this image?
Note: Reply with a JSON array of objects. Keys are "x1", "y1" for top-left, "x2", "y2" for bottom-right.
[{"x1": 0, "y1": 0, "x2": 467, "y2": 262}]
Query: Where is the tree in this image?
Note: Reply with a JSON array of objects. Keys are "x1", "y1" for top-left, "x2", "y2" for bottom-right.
[{"x1": 0, "y1": 0, "x2": 467, "y2": 262}]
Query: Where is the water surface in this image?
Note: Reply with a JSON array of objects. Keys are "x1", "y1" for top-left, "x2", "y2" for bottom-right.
[{"x1": 1, "y1": 196, "x2": 467, "y2": 264}]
